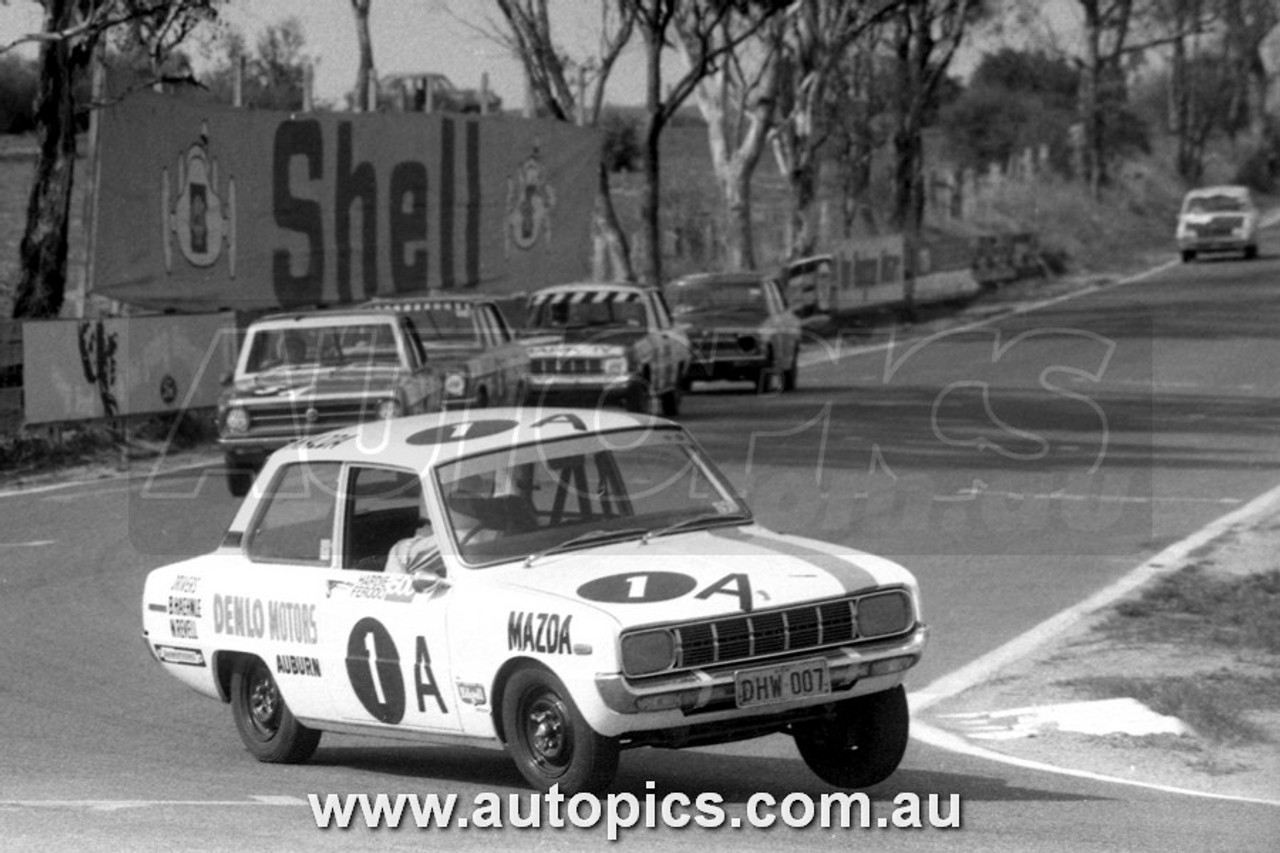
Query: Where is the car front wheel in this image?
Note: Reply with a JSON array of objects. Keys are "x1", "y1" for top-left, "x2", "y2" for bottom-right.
[
  {"x1": 792, "y1": 686, "x2": 909, "y2": 789},
  {"x1": 502, "y1": 666, "x2": 619, "y2": 794},
  {"x1": 224, "y1": 454, "x2": 256, "y2": 498},
  {"x1": 230, "y1": 657, "x2": 321, "y2": 764}
]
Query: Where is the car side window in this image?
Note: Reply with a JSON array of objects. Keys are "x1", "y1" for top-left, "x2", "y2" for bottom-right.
[
  {"x1": 488, "y1": 305, "x2": 515, "y2": 343},
  {"x1": 400, "y1": 317, "x2": 428, "y2": 367},
  {"x1": 246, "y1": 462, "x2": 342, "y2": 565},
  {"x1": 343, "y1": 466, "x2": 424, "y2": 572}
]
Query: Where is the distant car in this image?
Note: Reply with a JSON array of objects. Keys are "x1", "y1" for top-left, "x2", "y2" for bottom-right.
[
  {"x1": 363, "y1": 295, "x2": 530, "y2": 410},
  {"x1": 216, "y1": 310, "x2": 443, "y2": 497},
  {"x1": 522, "y1": 282, "x2": 689, "y2": 416},
  {"x1": 780, "y1": 254, "x2": 835, "y2": 318},
  {"x1": 668, "y1": 271, "x2": 803, "y2": 394},
  {"x1": 141, "y1": 407, "x2": 928, "y2": 794},
  {"x1": 1176, "y1": 185, "x2": 1259, "y2": 262}
]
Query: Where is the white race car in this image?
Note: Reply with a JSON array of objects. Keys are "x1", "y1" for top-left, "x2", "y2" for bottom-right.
[{"x1": 142, "y1": 408, "x2": 927, "y2": 793}]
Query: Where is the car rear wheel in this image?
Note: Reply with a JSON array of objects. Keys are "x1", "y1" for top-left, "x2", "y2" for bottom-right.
[
  {"x1": 1181, "y1": 249, "x2": 1196, "y2": 263},
  {"x1": 1244, "y1": 245, "x2": 1258, "y2": 260},
  {"x1": 781, "y1": 346, "x2": 799, "y2": 392},
  {"x1": 754, "y1": 348, "x2": 777, "y2": 395},
  {"x1": 230, "y1": 657, "x2": 321, "y2": 764},
  {"x1": 792, "y1": 686, "x2": 909, "y2": 789},
  {"x1": 502, "y1": 666, "x2": 619, "y2": 794}
]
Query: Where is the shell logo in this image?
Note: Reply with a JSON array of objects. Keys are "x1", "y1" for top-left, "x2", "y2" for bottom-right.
[
  {"x1": 162, "y1": 121, "x2": 237, "y2": 276},
  {"x1": 504, "y1": 145, "x2": 556, "y2": 256}
]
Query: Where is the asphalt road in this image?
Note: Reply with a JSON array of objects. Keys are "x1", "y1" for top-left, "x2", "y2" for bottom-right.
[{"x1": 3, "y1": 242, "x2": 1280, "y2": 850}]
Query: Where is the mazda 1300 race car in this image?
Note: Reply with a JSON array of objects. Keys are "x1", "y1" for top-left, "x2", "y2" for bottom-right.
[{"x1": 142, "y1": 408, "x2": 927, "y2": 794}]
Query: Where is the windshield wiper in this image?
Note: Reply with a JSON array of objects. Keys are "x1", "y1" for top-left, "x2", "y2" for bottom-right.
[
  {"x1": 641, "y1": 511, "x2": 750, "y2": 544},
  {"x1": 524, "y1": 527, "x2": 649, "y2": 567}
]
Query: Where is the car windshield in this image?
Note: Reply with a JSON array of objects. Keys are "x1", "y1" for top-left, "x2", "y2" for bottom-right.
[
  {"x1": 402, "y1": 302, "x2": 483, "y2": 347},
  {"x1": 434, "y1": 427, "x2": 749, "y2": 566},
  {"x1": 243, "y1": 323, "x2": 401, "y2": 373},
  {"x1": 1184, "y1": 194, "x2": 1248, "y2": 214},
  {"x1": 668, "y1": 280, "x2": 766, "y2": 315},
  {"x1": 526, "y1": 292, "x2": 647, "y2": 328}
]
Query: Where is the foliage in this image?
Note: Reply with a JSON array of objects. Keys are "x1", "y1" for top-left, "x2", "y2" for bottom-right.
[
  {"x1": 601, "y1": 109, "x2": 641, "y2": 173},
  {"x1": 198, "y1": 17, "x2": 310, "y2": 111},
  {"x1": 940, "y1": 49, "x2": 1077, "y2": 173}
]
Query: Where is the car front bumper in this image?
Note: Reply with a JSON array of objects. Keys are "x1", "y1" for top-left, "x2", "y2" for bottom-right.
[{"x1": 595, "y1": 624, "x2": 928, "y2": 718}]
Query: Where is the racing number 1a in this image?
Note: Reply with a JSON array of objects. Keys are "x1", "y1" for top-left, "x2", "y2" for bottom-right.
[{"x1": 346, "y1": 620, "x2": 449, "y2": 722}]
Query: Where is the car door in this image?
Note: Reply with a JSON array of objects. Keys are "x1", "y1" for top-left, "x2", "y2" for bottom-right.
[
  {"x1": 318, "y1": 463, "x2": 462, "y2": 732},
  {"x1": 234, "y1": 459, "x2": 346, "y2": 724}
]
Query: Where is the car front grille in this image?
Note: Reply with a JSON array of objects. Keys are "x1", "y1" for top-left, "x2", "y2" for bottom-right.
[
  {"x1": 244, "y1": 401, "x2": 371, "y2": 436},
  {"x1": 666, "y1": 589, "x2": 913, "y2": 671},
  {"x1": 531, "y1": 357, "x2": 604, "y2": 375},
  {"x1": 694, "y1": 332, "x2": 760, "y2": 359}
]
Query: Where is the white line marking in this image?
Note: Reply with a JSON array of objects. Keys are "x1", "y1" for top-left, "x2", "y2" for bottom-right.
[
  {"x1": 0, "y1": 458, "x2": 219, "y2": 501},
  {"x1": 911, "y1": 719, "x2": 1280, "y2": 808},
  {"x1": 799, "y1": 259, "x2": 1179, "y2": 369},
  {"x1": 0, "y1": 540, "x2": 55, "y2": 547}
]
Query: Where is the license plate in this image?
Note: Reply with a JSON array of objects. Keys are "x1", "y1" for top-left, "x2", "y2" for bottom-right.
[{"x1": 734, "y1": 659, "x2": 831, "y2": 709}]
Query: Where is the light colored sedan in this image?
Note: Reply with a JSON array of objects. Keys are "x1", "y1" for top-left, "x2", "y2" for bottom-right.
[{"x1": 1176, "y1": 185, "x2": 1259, "y2": 262}]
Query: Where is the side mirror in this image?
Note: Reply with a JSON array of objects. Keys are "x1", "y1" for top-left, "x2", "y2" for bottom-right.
[{"x1": 219, "y1": 371, "x2": 233, "y2": 386}]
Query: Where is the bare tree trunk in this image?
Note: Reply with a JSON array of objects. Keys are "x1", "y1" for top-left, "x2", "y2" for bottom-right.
[
  {"x1": 1079, "y1": 1, "x2": 1103, "y2": 199},
  {"x1": 351, "y1": 0, "x2": 375, "y2": 111},
  {"x1": 640, "y1": 31, "x2": 664, "y2": 287},
  {"x1": 593, "y1": 160, "x2": 631, "y2": 280},
  {"x1": 13, "y1": 0, "x2": 84, "y2": 320}
]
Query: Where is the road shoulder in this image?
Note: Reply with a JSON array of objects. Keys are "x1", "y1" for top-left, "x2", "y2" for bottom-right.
[{"x1": 921, "y1": 506, "x2": 1280, "y2": 804}]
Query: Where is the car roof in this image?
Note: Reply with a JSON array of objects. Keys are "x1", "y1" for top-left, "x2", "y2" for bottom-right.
[
  {"x1": 362, "y1": 294, "x2": 497, "y2": 309},
  {"x1": 251, "y1": 309, "x2": 402, "y2": 328},
  {"x1": 530, "y1": 282, "x2": 653, "y2": 297},
  {"x1": 1184, "y1": 185, "x2": 1252, "y2": 199},
  {"x1": 274, "y1": 407, "x2": 674, "y2": 469},
  {"x1": 669, "y1": 271, "x2": 766, "y2": 287}
]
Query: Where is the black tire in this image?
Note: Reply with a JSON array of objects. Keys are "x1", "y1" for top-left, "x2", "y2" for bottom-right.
[
  {"x1": 230, "y1": 657, "x2": 321, "y2": 764},
  {"x1": 793, "y1": 686, "x2": 909, "y2": 789},
  {"x1": 625, "y1": 374, "x2": 660, "y2": 415},
  {"x1": 754, "y1": 348, "x2": 776, "y2": 395},
  {"x1": 1181, "y1": 249, "x2": 1195, "y2": 263},
  {"x1": 225, "y1": 455, "x2": 255, "y2": 498},
  {"x1": 660, "y1": 382, "x2": 681, "y2": 417},
  {"x1": 502, "y1": 666, "x2": 619, "y2": 794},
  {"x1": 781, "y1": 347, "x2": 799, "y2": 392},
  {"x1": 1244, "y1": 245, "x2": 1258, "y2": 260},
  {"x1": 473, "y1": 386, "x2": 490, "y2": 410}
]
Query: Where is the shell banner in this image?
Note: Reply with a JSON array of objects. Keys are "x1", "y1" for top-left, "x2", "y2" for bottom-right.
[{"x1": 90, "y1": 92, "x2": 599, "y2": 312}]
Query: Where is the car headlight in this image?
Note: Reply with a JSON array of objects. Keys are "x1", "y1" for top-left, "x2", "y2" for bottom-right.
[
  {"x1": 602, "y1": 356, "x2": 629, "y2": 376},
  {"x1": 223, "y1": 406, "x2": 250, "y2": 434},
  {"x1": 444, "y1": 372, "x2": 468, "y2": 397},
  {"x1": 375, "y1": 399, "x2": 403, "y2": 419},
  {"x1": 621, "y1": 629, "x2": 676, "y2": 676}
]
